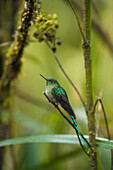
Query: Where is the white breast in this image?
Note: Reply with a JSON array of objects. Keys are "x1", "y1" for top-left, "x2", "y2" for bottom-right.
[{"x1": 45, "y1": 87, "x2": 49, "y2": 95}]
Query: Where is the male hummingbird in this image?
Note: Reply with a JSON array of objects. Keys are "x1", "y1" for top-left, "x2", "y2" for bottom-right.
[{"x1": 40, "y1": 74, "x2": 87, "y2": 148}]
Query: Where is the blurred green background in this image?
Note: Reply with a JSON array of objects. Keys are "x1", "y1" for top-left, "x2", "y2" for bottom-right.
[{"x1": 1, "y1": 0, "x2": 113, "y2": 169}]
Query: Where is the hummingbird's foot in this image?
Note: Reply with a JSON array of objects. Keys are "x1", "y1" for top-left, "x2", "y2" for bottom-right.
[
  {"x1": 54, "y1": 104, "x2": 58, "y2": 108},
  {"x1": 50, "y1": 99, "x2": 58, "y2": 108},
  {"x1": 48, "y1": 98, "x2": 58, "y2": 108},
  {"x1": 48, "y1": 99, "x2": 56, "y2": 107},
  {"x1": 48, "y1": 98, "x2": 53, "y2": 103}
]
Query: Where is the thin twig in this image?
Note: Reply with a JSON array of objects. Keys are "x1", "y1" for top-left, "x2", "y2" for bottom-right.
[
  {"x1": 0, "y1": 40, "x2": 37, "y2": 48},
  {"x1": 76, "y1": 130, "x2": 89, "y2": 157},
  {"x1": 68, "y1": 0, "x2": 86, "y2": 42},
  {"x1": 94, "y1": 97, "x2": 113, "y2": 170},
  {"x1": 96, "y1": 103, "x2": 101, "y2": 137},
  {"x1": 0, "y1": 41, "x2": 12, "y2": 48},
  {"x1": 96, "y1": 91, "x2": 103, "y2": 137},
  {"x1": 68, "y1": 0, "x2": 113, "y2": 56},
  {"x1": 45, "y1": 40, "x2": 86, "y2": 108},
  {"x1": 43, "y1": 91, "x2": 90, "y2": 157},
  {"x1": 94, "y1": 98, "x2": 110, "y2": 140}
]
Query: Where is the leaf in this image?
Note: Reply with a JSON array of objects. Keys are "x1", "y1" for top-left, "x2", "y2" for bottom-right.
[
  {"x1": 0, "y1": 135, "x2": 113, "y2": 149},
  {"x1": 96, "y1": 137, "x2": 113, "y2": 149},
  {"x1": 0, "y1": 135, "x2": 78, "y2": 147}
]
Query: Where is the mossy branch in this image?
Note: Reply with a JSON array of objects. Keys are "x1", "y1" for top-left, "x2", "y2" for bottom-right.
[
  {"x1": 83, "y1": 0, "x2": 97, "y2": 169},
  {"x1": 0, "y1": 0, "x2": 35, "y2": 104},
  {"x1": 68, "y1": 0, "x2": 96, "y2": 167},
  {"x1": 68, "y1": 0, "x2": 86, "y2": 42}
]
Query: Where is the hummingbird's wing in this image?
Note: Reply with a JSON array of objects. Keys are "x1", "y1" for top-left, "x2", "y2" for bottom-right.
[
  {"x1": 52, "y1": 87, "x2": 76, "y2": 119},
  {"x1": 52, "y1": 87, "x2": 87, "y2": 148}
]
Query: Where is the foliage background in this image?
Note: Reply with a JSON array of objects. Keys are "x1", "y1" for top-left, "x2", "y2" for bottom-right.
[{"x1": 1, "y1": 0, "x2": 113, "y2": 169}]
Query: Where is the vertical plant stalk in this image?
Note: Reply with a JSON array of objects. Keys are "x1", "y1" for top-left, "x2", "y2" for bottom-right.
[
  {"x1": 83, "y1": 0, "x2": 97, "y2": 169},
  {"x1": 68, "y1": 0, "x2": 86, "y2": 42},
  {"x1": 94, "y1": 98, "x2": 113, "y2": 169}
]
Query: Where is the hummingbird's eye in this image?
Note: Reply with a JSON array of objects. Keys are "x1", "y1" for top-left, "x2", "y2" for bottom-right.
[{"x1": 50, "y1": 80, "x2": 54, "y2": 84}]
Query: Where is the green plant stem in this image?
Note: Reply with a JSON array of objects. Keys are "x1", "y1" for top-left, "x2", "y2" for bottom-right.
[
  {"x1": 68, "y1": 0, "x2": 86, "y2": 42},
  {"x1": 45, "y1": 40, "x2": 85, "y2": 108},
  {"x1": 94, "y1": 98, "x2": 113, "y2": 169},
  {"x1": 83, "y1": 0, "x2": 97, "y2": 169}
]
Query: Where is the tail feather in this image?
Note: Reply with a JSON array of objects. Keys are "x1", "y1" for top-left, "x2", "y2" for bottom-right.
[{"x1": 70, "y1": 115, "x2": 88, "y2": 148}]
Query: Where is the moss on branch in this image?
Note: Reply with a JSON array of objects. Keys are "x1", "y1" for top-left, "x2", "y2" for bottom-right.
[
  {"x1": 0, "y1": 0, "x2": 35, "y2": 105},
  {"x1": 83, "y1": 0, "x2": 97, "y2": 169}
]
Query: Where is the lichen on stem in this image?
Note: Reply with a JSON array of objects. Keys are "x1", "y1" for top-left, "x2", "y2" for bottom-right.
[
  {"x1": 0, "y1": 0, "x2": 35, "y2": 104},
  {"x1": 83, "y1": 0, "x2": 97, "y2": 169},
  {"x1": 68, "y1": 0, "x2": 97, "y2": 167}
]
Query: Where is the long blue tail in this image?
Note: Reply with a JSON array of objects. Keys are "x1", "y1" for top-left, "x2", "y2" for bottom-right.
[{"x1": 70, "y1": 115, "x2": 88, "y2": 148}]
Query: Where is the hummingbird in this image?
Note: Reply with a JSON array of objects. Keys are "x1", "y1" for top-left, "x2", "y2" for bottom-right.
[{"x1": 40, "y1": 74, "x2": 88, "y2": 148}]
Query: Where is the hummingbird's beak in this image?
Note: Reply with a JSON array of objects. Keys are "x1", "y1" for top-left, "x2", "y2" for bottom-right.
[{"x1": 40, "y1": 74, "x2": 47, "y2": 81}]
